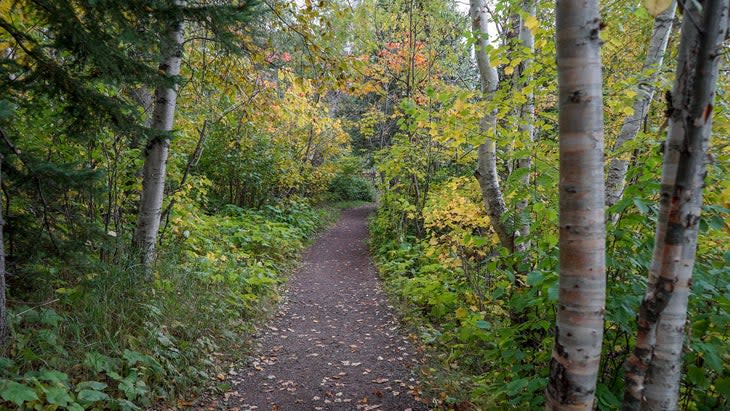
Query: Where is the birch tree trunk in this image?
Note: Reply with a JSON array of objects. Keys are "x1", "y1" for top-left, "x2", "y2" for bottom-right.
[
  {"x1": 605, "y1": 2, "x2": 676, "y2": 210},
  {"x1": 133, "y1": 17, "x2": 184, "y2": 267},
  {"x1": 0, "y1": 153, "x2": 6, "y2": 346},
  {"x1": 470, "y1": 0, "x2": 514, "y2": 252},
  {"x1": 545, "y1": 0, "x2": 606, "y2": 408},
  {"x1": 514, "y1": 0, "x2": 536, "y2": 251},
  {"x1": 622, "y1": 1, "x2": 728, "y2": 409}
]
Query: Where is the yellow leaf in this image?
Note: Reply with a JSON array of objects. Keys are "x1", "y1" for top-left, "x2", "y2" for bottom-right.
[
  {"x1": 524, "y1": 15, "x2": 539, "y2": 32},
  {"x1": 644, "y1": 0, "x2": 672, "y2": 17}
]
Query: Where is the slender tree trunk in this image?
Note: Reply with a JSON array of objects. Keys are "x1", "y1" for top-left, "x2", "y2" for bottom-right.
[
  {"x1": 514, "y1": 0, "x2": 536, "y2": 252},
  {"x1": 622, "y1": 1, "x2": 728, "y2": 409},
  {"x1": 470, "y1": 0, "x2": 514, "y2": 252},
  {"x1": 133, "y1": 17, "x2": 184, "y2": 267},
  {"x1": 545, "y1": 0, "x2": 606, "y2": 409},
  {"x1": 606, "y1": 3, "x2": 676, "y2": 210},
  {"x1": 0, "y1": 152, "x2": 6, "y2": 346}
]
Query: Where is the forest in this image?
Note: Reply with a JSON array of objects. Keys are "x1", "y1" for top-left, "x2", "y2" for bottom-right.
[{"x1": 0, "y1": 0, "x2": 728, "y2": 410}]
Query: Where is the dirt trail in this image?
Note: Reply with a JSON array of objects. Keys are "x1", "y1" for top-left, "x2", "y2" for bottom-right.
[{"x1": 204, "y1": 205, "x2": 428, "y2": 411}]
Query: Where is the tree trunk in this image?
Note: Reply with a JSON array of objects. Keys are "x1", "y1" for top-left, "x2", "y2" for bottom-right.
[
  {"x1": 470, "y1": 0, "x2": 514, "y2": 252},
  {"x1": 0, "y1": 152, "x2": 6, "y2": 346},
  {"x1": 623, "y1": 1, "x2": 728, "y2": 409},
  {"x1": 514, "y1": 0, "x2": 536, "y2": 252},
  {"x1": 605, "y1": 2, "x2": 676, "y2": 210},
  {"x1": 545, "y1": 0, "x2": 606, "y2": 409},
  {"x1": 133, "y1": 17, "x2": 184, "y2": 267}
]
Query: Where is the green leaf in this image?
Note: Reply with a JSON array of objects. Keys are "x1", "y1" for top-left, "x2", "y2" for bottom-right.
[
  {"x1": 39, "y1": 309, "x2": 62, "y2": 327},
  {"x1": 38, "y1": 369, "x2": 69, "y2": 383},
  {"x1": 505, "y1": 378, "x2": 529, "y2": 394},
  {"x1": 67, "y1": 403, "x2": 85, "y2": 411},
  {"x1": 122, "y1": 349, "x2": 147, "y2": 366},
  {"x1": 0, "y1": 358, "x2": 15, "y2": 371},
  {"x1": 475, "y1": 320, "x2": 491, "y2": 329},
  {"x1": 715, "y1": 377, "x2": 730, "y2": 397},
  {"x1": 75, "y1": 381, "x2": 108, "y2": 391},
  {"x1": 526, "y1": 271, "x2": 544, "y2": 286},
  {"x1": 596, "y1": 383, "x2": 621, "y2": 408},
  {"x1": 0, "y1": 100, "x2": 15, "y2": 120},
  {"x1": 692, "y1": 342, "x2": 724, "y2": 371},
  {"x1": 77, "y1": 389, "x2": 109, "y2": 404},
  {"x1": 0, "y1": 380, "x2": 39, "y2": 406},
  {"x1": 44, "y1": 386, "x2": 72, "y2": 406},
  {"x1": 633, "y1": 198, "x2": 649, "y2": 214},
  {"x1": 547, "y1": 282, "x2": 559, "y2": 302},
  {"x1": 687, "y1": 366, "x2": 707, "y2": 387},
  {"x1": 113, "y1": 398, "x2": 142, "y2": 411},
  {"x1": 83, "y1": 352, "x2": 117, "y2": 373}
]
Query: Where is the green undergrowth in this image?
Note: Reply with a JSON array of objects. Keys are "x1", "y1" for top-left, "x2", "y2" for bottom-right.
[
  {"x1": 0, "y1": 199, "x2": 345, "y2": 410},
  {"x1": 369, "y1": 201, "x2": 730, "y2": 410}
]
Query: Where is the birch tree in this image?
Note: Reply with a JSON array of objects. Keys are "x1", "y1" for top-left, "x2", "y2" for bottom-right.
[
  {"x1": 0, "y1": 150, "x2": 6, "y2": 346},
  {"x1": 513, "y1": 0, "x2": 536, "y2": 251},
  {"x1": 134, "y1": 14, "x2": 185, "y2": 267},
  {"x1": 545, "y1": 0, "x2": 606, "y2": 408},
  {"x1": 605, "y1": 2, "x2": 676, "y2": 210},
  {"x1": 623, "y1": 0, "x2": 728, "y2": 409},
  {"x1": 469, "y1": 0, "x2": 514, "y2": 252}
]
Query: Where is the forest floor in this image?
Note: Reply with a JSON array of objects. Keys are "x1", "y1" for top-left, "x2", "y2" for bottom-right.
[{"x1": 198, "y1": 205, "x2": 429, "y2": 411}]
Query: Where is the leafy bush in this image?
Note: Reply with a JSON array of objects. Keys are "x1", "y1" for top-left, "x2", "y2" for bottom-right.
[
  {"x1": 0, "y1": 200, "x2": 330, "y2": 409},
  {"x1": 370, "y1": 172, "x2": 730, "y2": 410},
  {"x1": 327, "y1": 174, "x2": 374, "y2": 202}
]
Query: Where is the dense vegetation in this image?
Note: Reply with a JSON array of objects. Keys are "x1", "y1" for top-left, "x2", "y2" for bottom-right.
[
  {"x1": 0, "y1": 0, "x2": 728, "y2": 410},
  {"x1": 0, "y1": 0, "x2": 371, "y2": 408},
  {"x1": 363, "y1": 0, "x2": 729, "y2": 409}
]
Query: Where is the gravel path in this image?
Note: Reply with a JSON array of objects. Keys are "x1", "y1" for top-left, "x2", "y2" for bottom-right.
[{"x1": 202, "y1": 205, "x2": 428, "y2": 411}]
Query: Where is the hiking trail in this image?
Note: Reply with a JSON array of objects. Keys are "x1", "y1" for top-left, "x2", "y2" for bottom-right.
[{"x1": 201, "y1": 205, "x2": 428, "y2": 411}]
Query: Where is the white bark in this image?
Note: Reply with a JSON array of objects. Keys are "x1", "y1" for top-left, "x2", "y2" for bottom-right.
[
  {"x1": 0, "y1": 152, "x2": 6, "y2": 345},
  {"x1": 605, "y1": 3, "x2": 676, "y2": 209},
  {"x1": 134, "y1": 18, "x2": 184, "y2": 267},
  {"x1": 631, "y1": 1, "x2": 728, "y2": 409},
  {"x1": 470, "y1": 0, "x2": 514, "y2": 252},
  {"x1": 514, "y1": 0, "x2": 536, "y2": 251},
  {"x1": 546, "y1": 0, "x2": 606, "y2": 408}
]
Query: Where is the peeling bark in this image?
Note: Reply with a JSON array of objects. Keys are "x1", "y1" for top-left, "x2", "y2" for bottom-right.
[
  {"x1": 622, "y1": 1, "x2": 728, "y2": 409},
  {"x1": 606, "y1": 3, "x2": 676, "y2": 211},
  {"x1": 470, "y1": 0, "x2": 514, "y2": 252},
  {"x1": 545, "y1": 0, "x2": 606, "y2": 408},
  {"x1": 133, "y1": 17, "x2": 184, "y2": 267}
]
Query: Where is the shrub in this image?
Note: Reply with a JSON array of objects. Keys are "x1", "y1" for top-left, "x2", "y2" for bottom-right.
[
  {"x1": 0, "y1": 200, "x2": 330, "y2": 409},
  {"x1": 327, "y1": 174, "x2": 374, "y2": 202}
]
